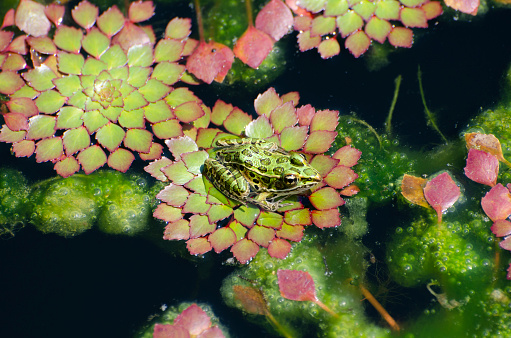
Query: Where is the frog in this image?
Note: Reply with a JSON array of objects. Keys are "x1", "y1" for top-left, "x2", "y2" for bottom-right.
[{"x1": 203, "y1": 138, "x2": 322, "y2": 211}]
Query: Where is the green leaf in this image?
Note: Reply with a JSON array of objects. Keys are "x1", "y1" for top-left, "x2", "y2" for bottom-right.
[
  {"x1": 154, "y1": 39, "x2": 184, "y2": 62},
  {"x1": 345, "y1": 30, "x2": 371, "y2": 58},
  {"x1": 127, "y1": 44, "x2": 153, "y2": 67},
  {"x1": 245, "y1": 116, "x2": 273, "y2": 139},
  {"x1": 10, "y1": 85, "x2": 39, "y2": 99},
  {"x1": 53, "y1": 75, "x2": 82, "y2": 97},
  {"x1": 164, "y1": 219, "x2": 190, "y2": 240},
  {"x1": 310, "y1": 154, "x2": 339, "y2": 177},
  {"x1": 311, "y1": 208, "x2": 341, "y2": 228},
  {"x1": 26, "y1": 36, "x2": 57, "y2": 54},
  {"x1": 224, "y1": 108, "x2": 252, "y2": 135},
  {"x1": 143, "y1": 100, "x2": 173, "y2": 123},
  {"x1": 207, "y1": 204, "x2": 233, "y2": 223},
  {"x1": 82, "y1": 57, "x2": 107, "y2": 76},
  {"x1": 400, "y1": 8, "x2": 428, "y2": 28},
  {"x1": 375, "y1": 0, "x2": 401, "y2": 20},
  {"x1": 228, "y1": 221, "x2": 248, "y2": 241},
  {"x1": 139, "y1": 79, "x2": 171, "y2": 103},
  {"x1": 96, "y1": 122, "x2": 125, "y2": 151},
  {"x1": 56, "y1": 107, "x2": 84, "y2": 129},
  {"x1": 189, "y1": 215, "x2": 215, "y2": 238},
  {"x1": 118, "y1": 109, "x2": 145, "y2": 128},
  {"x1": 124, "y1": 128, "x2": 152, "y2": 153},
  {"x1": 100, "y1": 106, "x2": 123, "y2": 122},
  {"x1": 0, "y1": 71, "x2": 25, "y2": 95},
  {"x1": 254, "y1": 88, "x2": 282, "y2": 117},
  {"x1": 309, "y1": 187, "x2": 345, "y2": 210},
  {"x1": 280, "y1": 126, "x2": 308, "y2": 151},
  {"x1": 303, "y1": 130, "x2": 337, "y2": 153},
  {"x1": 298, "y1": 0, "x2": 327, "y2": 12},
  {"x1": 35, "y1": 90, "x2": 67, "y2": 114},
  {"x1": 165, "y1": 87, "x2": 201, "y2": 108},
  {"x1": 337, "y1": 11, "x2": 364, "y2": 38},
  {"x1": 165, "y1": 135, "x2": 198, "y2": 160},
  {"x1": 151, "y1": 61, "x2": 185, "y2": 85},
  {"x1": 277, "y1": 222, "x2": 304, "y2": 241},
  {"x1": 54, "y1": 156, "x2": 80, "y2": 178},
  {"x1": 153, "y1": 203, "x2": 183, "y2": 222},
  {"x1": 161, "y1": 160, "x2": 194, "y2": 185},
  {"x1": 107, "y1": 148, "x2": 134, "y2": 172},
  {"x1": 248, "y1": 225, "x2": 275, "y2": 247},
  {"x1": 123, "y1": 91, "x2": 148, "y2": 111},
  {"x1": 71, "y1": 0, "x2": 98, "y2": 30},
  {"x1": 388, "y1": 27, "x2": 413, "y2": 48},
  {"x1": 26, "y1": 115, "x2": 56, "y2": 140},
  {"x1": 164, "y1": 17, "x2": 192, "y2": 40},
  {"x1": 96, "y1": 5, "x2": 125, "y2": 37},
  {"x1": 230, "y1": 238, "x2": 259, "y2": 264},
  {"x1": 269, "y1": 102, "x2": 297, "y2": 133},
  {"x1": 318, "y1": 38, "x2": 340, "y2": 59},
  {"x1": 152, "y1": 119, "x2": 183, "y2": 139},
  {"x1": 82, "y1": 28, "x2": 110, "y2": 58},
  {"x1": 22, "y1": 65, "x2": 57, "y2": 91},
  {"x1": 57, "y1": 52, "x2": 84, "y2": 75},
  {"x1": 157, "y1": 184, "x2": 190, "y2": 207},
  {"x1": 127, "y1": 66, "x2": 151, "y2": 87},
  {"x1": 256, "y1": 211, "x2": 283, "y2": 229},
  {"x1": 77, "y1": 145, "x2": 107, "y2": 174},
  {"x1": 311, "y1": 16, "x2": 336, "y2": 37},
  {"x1": 100, "y1": 45, "x2": 128, "y2": 69},
  {"x1": 182, "y1": 150, "x2": 209, "y2": 175},
  {"x1": 324, "y1": 165, "x2": 358, "y2": 189},
  {"x1": 2, "y1": 54, "x2": 26, "y2": 71},
  {"x1": 174, "y1": 101, "x2": 205, "y2": 123},
  {"x1": 284, "y1": 209, "x2": 311, "y2": 226},
  {"x1": 209, "y1": 227, "x2": 237, "y2": 253},
  {"x1": 353, "y1": 1, "x2": 376, "y2": 21},
  {"x1": 324, "y1": 0, "x2": 349, "y2": 16},
  {"x1": 35, "y1": 137, "x2": 63, "y2": 162},
  {"x1": 63, "y1": 126, "x2": 90, "y2": 155},
  {"x1": 310, "y1": 109, "x2": 339, "y2": 132},
  {"x1": 183, "y1": 193, "x2": 209, "y2": 214},
  {"x1": 82, "y1": 110, "x2": 109, "y2": 133},
  {"x1": 365, "y1": 17, "x2": 392, "y2": 44},
  {"x1": 53, "y1": 25, "x2": 83, "y2": 53}
]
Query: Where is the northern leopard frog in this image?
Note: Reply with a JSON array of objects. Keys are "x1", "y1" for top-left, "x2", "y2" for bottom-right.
[{"x1": 203, "y1": 138, "x2": 322, "y2": 211}]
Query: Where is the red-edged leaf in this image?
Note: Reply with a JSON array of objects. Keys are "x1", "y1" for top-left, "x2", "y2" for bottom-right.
[
  {"x1": 444, "y1": 0, "x2": 479, "y2": 15},
  {"x1": 318, "y1": 37, "x2": 340, "y2": 59},
  {"x1": 276, "y1": 222, "x2": 304, "y2": 242},
  {"x1": 164, "y1": 219, "x2": 190, "y2": 240},
  {"x1": 77, "y1": 145, "x2": 107, "y2": 174},
  {"x1": 186, "y1": 237, "x2": 212, "y2": 255},
  {"x1": 209, "y1": 227, "x2": 237, "y2": 253},
  {"x1": 245, "y1": 115, "x2": 274, "y2": 139},
  {"x1": 303, "y1": 130, "x2": 337, "y2": 153},
  {"x1": 230, "y1": 238, "x2": 260, "y2": 263},
  {"x1": 422, "y1": 2, "x2": 443, "y2": 19},
  {"x1": 233, "y1": 26, "x2": 274, "y2": 69},
  {"x1": 7, "y1": 97, "x2": 38, "y2": 118},
  {"x1": 270, "y1": 102, "x2": 297, "y2": 133},
  {"x1": 54, "y1": 156, "x2": 80, "y2": 178},
  {"x1": 324, "y1": 165, "x2": 358, "y2": 189},
  {"x1": 310, "y1": 109, "x2": 338, "y2": 132},
  {"x1": 15, "y1": 0, "x2": 51, "y2": 37},
  {"x1": 44, "y1": 3, "x2": 64, "y2": 26},
  {"x1": 107, "y1": 148, "x2": 135, "y2": 172},
  {"x1": 248, "y1": 226, "x2": 275, "y2": 247},
  {"x1": 310, "y1": 187, "x2": 345, "y2": 210},
  {"x1": 491, "y1": 220, "x2": 511, "y2": 237},
  {"x1": 0, "y1": 30, "x2": 13, "y2": 52},
  {"x1": 1, "y1": 9, "x2": 15, "y2": 28},
  {"x1": 465, "y1": 133, "x2": 511, "y2": 166},
  {"x1": 400, "y1": 8, "x2": 428, "y2": 28},
  {"x1": 310, "y1": 154, "x2": 339, "y2": 177},
  {"x1": 35, "y1": 137, "x2": 63, "y2": 162},
  {"x1": 499, "y1": 236, "x2": 511, "y2": 251},
  {"x1": 0, "y1": 71, "x2": 25, "y2": 95},
  {"x1": 224, "y1": 108, "x2": 252, "y2": 135},
  {"x1": 175, "y1": 304, "x2": 212, "y2": 335},
  {"x1": 97, "y1": 6, "x2": 125, "y2": 38},
  {"x1": 268, "y1": 238, "x2": 292, "y2": 259},
  {"x1": 153, "y1": 203, "x2": 182, "y2": 222},
  {"x1": 174, "y1": 102, "x2": 205, "y2": 123},
  {"x1": 254, "y1": 87, "x2": 283, "y2": 117},
  {"x1": 424, "y1": 172, "x2": 460, "y2": 223},
  {"x1": 186, "y1": 41, "x2": 234, "y2": 84},
  {"x1": 153, "y1": 324, "x2": 188, "y2": 338},
  {"x1": 464, "y1": 148, "x2": 499, "y2": 187},
  {"x1": 297, "y1": 31, "x2": 321, "y2": 51},
  {"x1": 311, "y1": 208, "x2": 341, "y2": 228},
  {"x1": 255, "y1": 0, "x2": 293, "y2": 41},
  {"x1": 332, "y1": 145, "x2": 362, "y2": 167},
  {"x1": 481, "y1": 184, "x2": 511, "y2": 222},
  {"x1": 128, "y1": 1, "x2": 154, "y2": 23},
  {"x1": 345, "y1": 30, "x2": 371, "y2": 58},
  {"x1": 165, "y1": 17, "x2": 192, "y2": 40},
  {"x1": 12, "y1": 139, "x2": 34, "y2": 157},
  {"x1": 3, "y1": 113, "x2": 28, "y2": 131},
  {"x1": 277, "y1": 269, "x2": 317, "y2": 302},
  {"x1": 280, "y1": 126, "x2": 308, "y2": 151},
  {"x1": 388, "y1": 27, "x2": 413, "y2": 48},
  {"x1": 112, "y1": 21, "x2": 151, "y2": 51}
]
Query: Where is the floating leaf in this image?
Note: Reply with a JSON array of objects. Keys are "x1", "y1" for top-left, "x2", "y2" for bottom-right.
[
  {"x1": 77, "y1": 145, "x2": 107, "y2": 174},
  {"x1": 268, "y1": 238, "x2": 292, "y2": 259},
  {"x1": 232, "y1": 285, "x2": 268, "y2": 315},
  {"x1": 71, "y1": 0, "x2": 98, "y2": 30},
  {"x1": 491, "y1": 219, "x2": 511, "y2": 238},
  {"x1": 231, "y1": 238, "x2": 259, "y2": 264},
  {"x1": 3, "y1": 113, "x2": 28, "y2": 131},
  {"x1": 54, "y1": 156, "x2": 80, "y2": 178},
  {"x1": 108, "y1": 148, "x2": 134, "y2": 172},
  {"x1": 63, "y1": 126, "x2": 90, "y2": 155},
  {"x1": 310, "y1": 187, "x2": 345, "y2": 210},
  {"x1": 324, "y1": 165, "x2": 358, "y2": 189},
  {"x1": 22, "y1": 65, "x2": 57, "y2": 91},
  {"x1": 165, "y1": 17, "x2": 192, "y2": 40},
  {"x1": 96, "y1": 6, "x2": 125, "y2": 38},
  {"x1": 209, "y1": 227, "x2": 237, "y2": 253},
  {"x1": 465, "y1": 133, "x2": 511, "y2": 166},
  {"x1": 256, "y1": 0, "x2": 293, "y2": 41},
  {"x1": 303, "y1": 130, "x2": 336, "y2": 153},
  {"x1": 345, "y1": 30, "x2": 371, "y2": 58},
  {"x1": 26, "y1": 36, "x2": 57, "y2": 54},
  {"x1": 388, "y1": 27, "x2": 413, "y2": 48},
  {"x1": 297, "y1": 31, "x2": 321, "y2": 51},
  {"x1": 311, "y1": 208, "x2": 341, "y2": 228},
  {"x1": 311, "y1": 16, "x2": 336, "y2": 37},
  {"x1": 423, "y1": 172, "x2": 461, "y2": 223},
  {"x1": 54, "y1": 26, "x2": 83, "y2": 54},
  {"x1": 0, "y1": 71, "x2": 25, "y2": 94},
  {"x1": 318, "y1": 38, "x2": 340, "y2": 59},
  {"x1": 337, "y1": 11, "x2": 364, "y2": 38},
  {"x1": 128, "y1": 0, "x2": 155, "y2": 23},
  {"x1": 400, "y1": 174, "x2": 429, "y2": 208},
  {"x1": 464, "y1": 148, "x2": 499, "y2": 187},
  {"x1": 15, "y1": 0, "x2": 51, "y2": 37},
  {"x1": 12, "y1": 139, "x2": 34, "y2": 157},
  {"x1": 444, "y1": 0, "x2": 479, "y2": 15},
  {"x1": 82, "y1": 28, "x2": 110, "y2": 58},
  {"x1": 35, "y1": 137, "x2": 63, "y2": 162},
  {"x1": 233, "y1": 26, "x2": 274, "y2": 69},
  {"x1": 365, "y1": 16, "x2": 391, "y2": 44},
  {"x1": 400, "y1": 8, "x2": 428, "y2": 28},
  {"x1": 186, "y1": 41, "x2": 234, "y2": 84},
  {"x1": 26, "y1": 115, "x2": 56, "y2": 140},
  {"x1": 481, "y1": 184, "x2": 511, "y2": 222}
]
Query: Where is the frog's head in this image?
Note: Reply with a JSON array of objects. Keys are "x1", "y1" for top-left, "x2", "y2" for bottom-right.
[{"x1": 280, "y1": 153, "x2": 322, "y2": 191}]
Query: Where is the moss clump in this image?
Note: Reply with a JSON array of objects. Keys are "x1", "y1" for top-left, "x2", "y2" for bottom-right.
[
  {"x1": 222, "y1": 234, "x2": 390, "y2": 337},
  {"x1": 0, "y1": 168, "x2": 31, "y2": 237},
  {"x1": 335, "y1": 116, "x2": 415, "y2": 205},
  {"x1": 387, "y1": 212, "x2": 495, "y2": 299}
]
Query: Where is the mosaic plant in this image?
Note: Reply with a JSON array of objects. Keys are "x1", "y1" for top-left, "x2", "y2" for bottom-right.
[
  {"x1": 0, "y1": 0, "x2": 203, "y2": 177},
  {"x1": 145, "y1": 88, "x2": 361, "y2": 263}
]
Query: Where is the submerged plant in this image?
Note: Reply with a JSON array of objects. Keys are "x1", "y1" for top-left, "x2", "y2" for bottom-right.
[
  {"x1": 0, "y1": 0, "x2": 204, "y2": 177},
  {"x1": 146, "y1": 88, "x2": 360, "y2": 263}
]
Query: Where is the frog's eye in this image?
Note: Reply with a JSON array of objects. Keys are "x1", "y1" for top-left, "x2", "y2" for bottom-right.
[{"x1": 284, "y1": 174, "x2": 298, "y2": 186}]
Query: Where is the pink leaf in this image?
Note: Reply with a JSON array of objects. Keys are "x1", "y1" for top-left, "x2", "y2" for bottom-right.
[
  {"x1": 174, "y1": 304, "x2": 211, "y2": 335},
  {"x1": 268, "y1": 238, "x2": 292, "y2": 259},
  {"x1": 491, "y1": 220, "x2": 511, "y2": 237},
  {"x1": 481, "y1": 184, "x2": 511, "y2": 222},
  {"x1": 186, "y1": 41, "x2": 234, "y2": 84},
  {"x1": 277, "y1": 269, "x2": 317, "y2": 302},
  {"x1": 444, "y1": 0, "x2": 479, "y2": 15},
  {"x1": 499, "y1": 236, "x2": 511, "y2": 251},
  {"x1": 230, "y1": 238, "x2": 259, "y2": 263},
  {"x1": 15, "y1": 0, "x2": 51, "y2": 37},
  {"x1": 233, "y1": 26, "x2": 274, "y2": 69},
  {"x1": 153, "y1": 324, "x2": 189, "y2": 338},
  {"x1": 464, "y1": 148, "x2": 499, "y2": 187},
  {"x1": 423, "y1": 172, "x2": 460, "y2": 223},
  {"x1": 255, "y1": 0, "x2": 294, "y2": 41}
]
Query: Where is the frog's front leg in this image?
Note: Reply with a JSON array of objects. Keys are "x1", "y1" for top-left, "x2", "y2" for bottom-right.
[
  {"x1": 203, "y1": 158, "x2": 250, "y2": 205},
  {"x1": 247, "y1": 193, "x2": 287, "y2": 212}
]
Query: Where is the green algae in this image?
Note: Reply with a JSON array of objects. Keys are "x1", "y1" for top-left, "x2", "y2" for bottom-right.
[{"x1": 0, "y1": 168, "x2": 31, "y2": 237}]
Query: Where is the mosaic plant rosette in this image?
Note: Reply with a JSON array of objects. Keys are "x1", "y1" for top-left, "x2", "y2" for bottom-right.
[
  {"x1": 289, "y1": 0, "x2": 443, "y2": 58},
  {"x1": 145, "y1": 88, "x2": 361, "y2": 263},
  {"x1": 0, "y1": 0, "x2": 202, "y2": 177}
]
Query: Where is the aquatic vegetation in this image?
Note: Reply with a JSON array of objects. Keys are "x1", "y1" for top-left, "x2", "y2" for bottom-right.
[
  {"x1": 146, "y1": 88, "x2": 360, "y2": 263},
  {"x1": 0, "y1": 0, "x2": 203, "y2": 176},
  {"x1": 136, "y1": 302, "x2": 228, "y2": 338},
  {"x1": 0, "y1": 168, "x2": 30, "y2": 237}
]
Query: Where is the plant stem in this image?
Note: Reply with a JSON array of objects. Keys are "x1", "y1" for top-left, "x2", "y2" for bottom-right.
[
  {"x1": 245, "y1": 0, "x2": 253, "y2": 26},
  {"x1": 265, "y1": 311, "x2": 294, "y2": 338},
  {"x1": 385, "y1": 75, "x2": 402, "y2": 136},
  {"x1": 313, "y1": 299, "x2": 339, "y2": 318},
  {"x1": 194, "y1": 0, "x2": 205, "y2": 42},
  {"x1": 348, "y1": 115, "x2": 383, "y2": 149},
  {"x1": 359, "y1": 284, "x2": 400, "y2": 331},
  {"x1": 418, "y1": 66, "x2": 448, "y2": 144}
]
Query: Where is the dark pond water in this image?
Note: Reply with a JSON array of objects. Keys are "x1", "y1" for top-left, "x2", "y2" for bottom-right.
[{"x1": 1, "y1": 1, "x2": 511, "y2": 337}]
